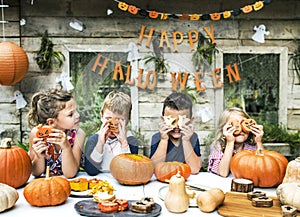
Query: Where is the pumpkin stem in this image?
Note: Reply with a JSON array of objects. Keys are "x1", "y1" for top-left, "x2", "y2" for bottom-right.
[
  {"x1": 175, "y1": 170, "x2": 181, "y2": 178},
  {"x1": 256, "y1": 149, "x2": 264, "y2": 156},
  {"x1": 0, "y1": 138, "x2": 12, "y2": 148},
  {"x1": 295, "y1": 157, "x2": 300, "y2": 162},
  {"x1": 46, "y1": 166, "x2": 50, "y2": 179}
]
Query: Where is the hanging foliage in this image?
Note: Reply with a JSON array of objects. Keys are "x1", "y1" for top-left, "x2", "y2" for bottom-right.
[{"x1": 35, "y1": 30, "x2": 65, "y2": 71}]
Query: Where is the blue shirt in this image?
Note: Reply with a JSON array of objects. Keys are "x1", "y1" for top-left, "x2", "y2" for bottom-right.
[{"x1": 150, "y1": 132, "x2": 201, "y2": 163}]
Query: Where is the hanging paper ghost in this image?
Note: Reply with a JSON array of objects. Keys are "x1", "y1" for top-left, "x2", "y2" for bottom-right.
[
  {"x1": 127, "y1": 42, "x2": 141, "y2": 62},
  {"x1": 10, "y1": 90, "x2": 27, "y2": 109},
  {"x1": 198, "y1": 106, "x2": 213, "y2": 123},
  {"x1": 252, "y1": 24, "x2": 269, "y2": 43},
  {"x1": 56, "y1": 73, "x2": 74, "y2": 91}
]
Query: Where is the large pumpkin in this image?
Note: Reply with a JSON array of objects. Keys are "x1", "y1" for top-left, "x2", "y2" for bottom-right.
[
  {"x1": 0, "y1": 42, "x2": 29, "y2": 85},
  {"x1": 110, "y1": 153, "x2": 154, "y2": 185},
  {"x1": 154, "y1": 161, "x2": 191, "y2": 182},
  {"x1": 23, "y1": 167, "x2": 71, "y2": 206},
  {"x1": 0, "y1": 138, "x2": 32, "y2": 188},
  {"x1": 230, "y1": 149, "x2": 288, "y2": 187}
]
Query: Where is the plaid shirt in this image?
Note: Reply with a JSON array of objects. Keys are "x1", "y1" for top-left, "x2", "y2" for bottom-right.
[{"x1": 208, "y1": 141, "x2": 257, "y2": 175}]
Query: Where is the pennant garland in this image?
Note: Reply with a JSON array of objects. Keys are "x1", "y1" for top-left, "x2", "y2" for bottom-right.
[{"x1": 114, "y1": 0, "x2": 272, "y2": 21}]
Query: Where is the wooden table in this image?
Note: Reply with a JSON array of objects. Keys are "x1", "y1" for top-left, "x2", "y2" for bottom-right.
[{"x1": 1, "y1": 172, "x2": 278, "y2": 217}]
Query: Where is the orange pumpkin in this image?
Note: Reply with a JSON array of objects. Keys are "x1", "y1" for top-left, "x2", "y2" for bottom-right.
[
  {"x1": 0, "y1": 42, "x2": 29, "y2": 85},
  {"x1": 148, "y1": 11, "x2": 159, "y2": 19},
  {"x1": 128, "y1": 5, "x2": 138, "y2": 15},
  {"x1": 110, "y1": 153, "x2": 154, "y2": 185},
  {"x1": 154, "y1": 161, "x2": 191, "y2": 182},
  {"x1": 230, "y1": 149, "x2": 288, "y2": 187},
  {"x1": 0, "y1": 138, "x2": 32, "y2": 188},
  {"x1": 242, "y1": 5, "x2": 253, "y2": 13},
  {"x1": 23, "y1": 167, "x2": 71, "y2": 206},
  {"x1": 210, "y1": 13, "x2": 221, "y2": 21}
]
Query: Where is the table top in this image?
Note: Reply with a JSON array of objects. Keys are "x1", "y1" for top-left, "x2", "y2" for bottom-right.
[{"x1": 1, "y1": 172, "x2": 277, "y2": 217}]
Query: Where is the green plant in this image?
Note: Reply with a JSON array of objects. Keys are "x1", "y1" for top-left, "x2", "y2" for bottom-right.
[
  {"x1": 35, "y1": 30, "x2": 65, "y2": 70},
  {"x1": 16, "y1": 141, "x2": 29, "y2": 152},
  {"x1": 262, "y1": 123, "x2": 300, "y2": 158},
  {"x1": 192, "y1": 33, "x2": 218, "y2": 70},
  {"x1": 289, "y1": 41, "x2": 300, "y2": 83},
  {"x1": 143, "y1": 53, "x2": 169, "y2": 79}
]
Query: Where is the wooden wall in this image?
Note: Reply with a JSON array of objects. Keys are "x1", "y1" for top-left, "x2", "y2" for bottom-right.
[{"x1": 0, "y1": 0, "x2": 299, "y2": 163}]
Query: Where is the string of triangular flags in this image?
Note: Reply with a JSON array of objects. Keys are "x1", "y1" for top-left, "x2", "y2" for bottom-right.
[{"x1": 114, "y1": 0, "x2": 272, "y2": 21}]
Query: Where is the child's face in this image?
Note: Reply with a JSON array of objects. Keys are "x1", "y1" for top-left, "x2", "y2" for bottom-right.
[
  {"x1": 101, "y1": 109, "x2": 127, "y2": 137},
  {"x1": 54, "y1": 98, "x2": 80, "y2": 130},
  {"x1": 228, "y1": 113, "x2": 249, "y2": 143},
  {"x1": 164, "y1": 106, "x2": 191, "y2": 139}
]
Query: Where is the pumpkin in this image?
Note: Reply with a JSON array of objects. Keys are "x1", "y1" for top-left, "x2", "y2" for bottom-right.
[
  {"x1": 128, "y1": 5, "x2": 138, "y2": 15},
  {"x1": 276, "y1": 183, "x2": 300, "y2": 211},
  {"x1": 0, "y1": 41, "x2": 29, "y2": 85},
  {"x1": 253, "y1": 1, "x2": 264, "y2": 11},
  {"x1": 0, "y1": 138, "x2": 32, "y2": 188},
  {"x1": 210, "y1": 13, "x2": 221, "y2": 21},
  {"x1": 223, "y1": 11, "x2": 231, "y2": 19},
  {"x1": 283, "y1": 157, "x2": 300, "y2": 183},
  {"x1": 164, "y1": 171, "x2": 189, "y2": 213},
  {"x1": 241, "y1": 118, "x2": 257, "y2": 133},
  {"x1": 23, "y1": 166, "x2": 71, "y2": 206},
  {"x1": 197, "y1": 188, "x2": 225, "y2": 213},
  {"x1": 154, "y1": 161, "x2": 191, "y2": 182},
  {"x1": 190, "y1": 14, "x2": 200, "y2": 20},
  {"x1": 110, "y1": 153, "x2": 154, "y2": 185},
  {"x1": 242, "y1": 5, "x2": 253, "y2": 13},
  {"x1": 118, "y1": 2, "x2": 128, "y2": 11},
  {"x1": 0, "y1": 183, "x2": 19, "y2": 213},
  {"x1": 148, "y1": 11, "x2": 159, "y2": 19},
  {"x1": 230, "y1": 149, "x2": 288, "y2": 187}
]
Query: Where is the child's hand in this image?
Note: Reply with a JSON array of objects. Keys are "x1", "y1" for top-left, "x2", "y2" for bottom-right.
[
  {"x1": 180, "y1": 123, "x2": 194, "y2": 141},
  {"x1": 97, "y1": 122, "x2": 110, "y2": 146},
  {"x1": 159, "y1": 116, "x2": 173, "y2": 140},
  {"x1": 223, "y1": 122, "x2": 235, "y2": 143},
  {"x1": 115, "y1": 119, "x2": 128, "y2": 148},
  {"x1": 250, "y1": 124, "x2": 264, "y2": 143},
  {"x1": 47, "y1": 128, "x2": 69, "y2": 150},
  {"x1": 32, "y1": 138, "x2": 48, "y2": 158}
]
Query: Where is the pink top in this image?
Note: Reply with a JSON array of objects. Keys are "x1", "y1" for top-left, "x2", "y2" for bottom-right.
[{"x1": 208, "y1": 141, "x2": 257, "y2": 175}]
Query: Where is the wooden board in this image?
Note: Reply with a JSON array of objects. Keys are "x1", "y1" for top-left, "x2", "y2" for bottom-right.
[{"x1": 218, "y1": 191, "x2": 300, "y2": 217}]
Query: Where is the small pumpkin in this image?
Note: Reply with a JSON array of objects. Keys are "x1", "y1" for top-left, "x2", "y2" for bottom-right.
[
  {"x1": 190, "y1": 14, "x2": 200, "y2": 21},
  {"x1": 164, "y1": 171, "x2": 189, "y2": 213},
  {"x1": 148, "y1": 10, "x2": 159, "y2": 19},
  {"x1": 154, "y1": 161, "x2": 191, "y2": 182},
  {"x1": 242, "y1": 5, "x2": 253, "y2": 13},
  {"x1": 241, "y1": 118, "x2": 257, "y2": 133},
  {"x1": 210, "y1": 13, "x2": 221, "y2": 21},
  {"x1": 253, "y1": 1, "x2": 264, "y2": 11},
  {"x1": 0, "y1": 138, "x2": 32, "y2": 188},
  {"x1": 23, "y1": 166, "x2": 71, "y2": 206},
  {"x1": 118, "y1": 2, "x2": 128, "y2": 11},
  {"x1": 197, "y1": 188, "x2": 225, "y2": 213},
  {"x1": 110, "y1": 153, "x2": 154, "y2": 185},
  {"x1": 128, "y1": 5, "x2": 138, "y2": 15},
  {"x1": 0, "y1": 183, "x2": 19, "y2": 213},
  {"x1": 230, "y1": 149, "x2": 288, "y2": 187},
  {"x1": 277, "y1": 183, "x2": 300, "y2": 211},
  {"x1": 283, "y1": 157, "x2": 300, "y2": 183}
]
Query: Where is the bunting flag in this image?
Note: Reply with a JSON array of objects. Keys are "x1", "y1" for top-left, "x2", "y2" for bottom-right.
[{"x1": 114, "y1": 0, "x2": 272, "y2": 21}]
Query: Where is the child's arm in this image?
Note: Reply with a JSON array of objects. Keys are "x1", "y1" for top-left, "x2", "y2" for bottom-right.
[
  {"x1": 180, "y1": 124, "x2": 201, "y2": 174},
  {"x1": 29, "y1": 129, "x2": 47, "y2": 177}
]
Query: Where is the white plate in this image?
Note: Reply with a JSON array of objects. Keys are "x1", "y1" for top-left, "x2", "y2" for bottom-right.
[
  {"x1": 158, "y1": 184, "x2": 210, "y2": 207},
  {"x1": 70, "y1": 190, "x2": 92, "y2": 198}
]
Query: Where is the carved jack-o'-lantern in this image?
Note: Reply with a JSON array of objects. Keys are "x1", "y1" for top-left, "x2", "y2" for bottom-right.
[
  {"x1": 210, "y1": 13, "x2": 221, "y2": 21},
  {"x1": 160, "y1": 13, "x2": 168, "y2": 20},
  {"x1": 223, "y1": 11, "x2": 231, "y2": 19},
  {"x1": 149, "y1": 10, "x2": 159, "y2": 19},
  {"x1": 253, "y1": 1, "x2": 264, "y2": 11},
  {"x1": 190, "y1": 14, "x2": 200, "y2": 20},
  {"x1": 118, "y1": 2, "x2": 128, "y2": 11},
  {"x1": 0, "y1": 42, "x2": 29, "y2": 85},
  {"x1": 242, "y1": 5, "x2": 253, "y2": 13},
  {"x1": 128, "y1": 5, "x2": 138, "y2": 14}
]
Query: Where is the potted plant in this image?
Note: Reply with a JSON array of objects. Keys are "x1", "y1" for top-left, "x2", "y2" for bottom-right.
[
  {"x1": 143, "y1": 53, "x2": 169, "y2": 81},
  {"x1": 35, "y1": 30, "x2": 65, "y2": 71},
  {"x1": 262, "y1": 122, "x2": 300, "y2": 160}
]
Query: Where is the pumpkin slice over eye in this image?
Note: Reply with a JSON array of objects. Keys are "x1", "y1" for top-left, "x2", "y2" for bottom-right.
[
  {"x1": 228, "y1": 119, "x2": 242, "y2": 135},
  {"x1": 163, "y1": 116, "x2": 176, "y2": 128},
  {"x1": 241, "y1": 118, "x2": 257, "y2": 133}
]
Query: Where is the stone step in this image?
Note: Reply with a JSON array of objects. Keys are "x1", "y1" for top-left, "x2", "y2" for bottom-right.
[{"x1": 263, "y1": 143, "x2": 291, "y2": 157}]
